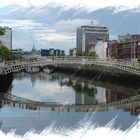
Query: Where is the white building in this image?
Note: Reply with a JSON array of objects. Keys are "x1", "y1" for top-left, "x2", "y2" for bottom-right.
[
  {"x1": 88, "y1": 40, "x2": 107, "y2": 60},
  {"x1": 0, "y1": 27, "x2": 12, "y2": 49},
  {"x1": 69, "y1": 48, "x2": 76, "y2": 56},
  {"x1": 94, "y1": 41, "x2": 107, "y2": 60},
  {"x1": 95, "y1": 87, "x2": 107, "y2": 103}
]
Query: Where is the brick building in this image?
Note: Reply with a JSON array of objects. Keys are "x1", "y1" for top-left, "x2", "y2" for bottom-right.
[{"x1": 107, "y1": 34, "x2": 140, "y2": 60}]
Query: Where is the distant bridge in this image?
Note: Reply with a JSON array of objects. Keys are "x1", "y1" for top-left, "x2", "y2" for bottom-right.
[
  {"x1": 1, "y1": 92, "x2": 140, "y2": 112},
  {"x1": 0, "y1": 57, "x2": 140, "y2": 76}
]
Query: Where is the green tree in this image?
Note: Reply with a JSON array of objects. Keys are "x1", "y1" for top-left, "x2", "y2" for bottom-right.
[
  {"x1": 0, "y1": 27, "x2": 5, "y2": 35},
  {"x1": 76, "y1": 52, "x2": 82, "y2": 56},
  {"x1": 76, "y1": 51, "x2": 97, "y2": 57},
  {"x1": 0, "y1": 45, "x2": 21, "y2": 60},
  {"x1": 88, "y1": 51, "x2": 96, "y2": 57}
]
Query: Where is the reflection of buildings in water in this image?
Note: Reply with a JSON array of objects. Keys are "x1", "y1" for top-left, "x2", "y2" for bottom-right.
[
  {"x1": 14, "y1": 71, "x2": 51, "y2": 79},
  {"x1": 75, "y1": 81, "x2": 138, "y2": 106},
  {"x1": 14, "y1": 72, "x2": 139, "y2": 103},
  {"x1": 31, "y1": 76, "x2": 37, "y2": 87},
  {"x1": 1, "y1": 92, "x2": 140, "y2": 116},
  {"x1": 75, "y1": 91, "x2": 140, "y2": 116},
  {"x1": 106, "y1": 88, "x2": 117, "y2": 103},
  {"x1": 74, "y1": 80, "x2": 106, "y2": 105},
  {"x1": 123, "y1": 104, "x2": 140, "y2": 116},
  {"x1": 95, "y1": 87, "x2": 106, "y2": 103},
  {"x1": 131, "y1": 106, "x2": 140, "y2": 116},
  {"x1": 11, "y1": 72, "x2": 140, "y2": 115},
  {"x1": 76, "y1": 93, "x2": 84, "y2": 105},
  {"x1": 0, "y1": 93, "x2": 38, "y2": 111},
  {"x1": 73, "y1": 79, "x2": 120, "y2": 105},
  {"x1": 75, "y1": 86, "x2": 107, "y2": 105},
  {"x1": 76, "y1": 93, "x2": 97, "y2": 105},
  {"x1": 105, "y1": 87, "x2": 136, "y2": 103},
  {"x1": 14, "y1": 72, "x2": 62, "y2": 85}
]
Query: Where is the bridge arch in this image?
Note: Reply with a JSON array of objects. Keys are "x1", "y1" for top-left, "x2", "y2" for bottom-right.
[
  {"x1": 41, "y1": 65, "x2": 56, "y2": 73},
  {"x1": 0, "y1": 57, "x2": 140, "y2": 76},
  {"x1": 1, "y1": 92, "x2": 140, "y2": 113},
  {"x1": 24, "y1": 66, "x2": 41, "y2": 74}
]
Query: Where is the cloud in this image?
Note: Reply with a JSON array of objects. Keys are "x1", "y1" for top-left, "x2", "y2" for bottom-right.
[
  {"x1": 36, "y1": 33, "x2": 75, "y2": 42},
  {"x1": 0, "y1": 0, "x2": 140, "y2": 53},
  {"x1": 0, "y1": 0, "x2": 140, "y2": 12},
  {"x1": 0, "y1": 19, "x2": 43, "y2": 30},
  {"x1": 54, "y1": 19, "x2": 98, "y2": 32},
  {"x1": 0, "y1": 18, "x2": 82, "y2": 51},
  {"x1": 33, "y1": 19, "x2": 98, "y2": 47}
]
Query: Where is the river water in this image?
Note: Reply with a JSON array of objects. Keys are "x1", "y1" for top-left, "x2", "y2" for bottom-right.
[{"x1": 0, "y1": 72, "x2": 140, "y2": 135}]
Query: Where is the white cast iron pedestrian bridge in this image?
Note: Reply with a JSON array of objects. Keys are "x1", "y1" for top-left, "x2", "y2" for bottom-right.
[{"x1": 0, "y1": 57, "x2": 140, "y2": 76}]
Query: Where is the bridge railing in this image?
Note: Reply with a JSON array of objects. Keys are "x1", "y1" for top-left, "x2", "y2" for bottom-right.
[
  {"x1": 1, "y1": 57, "x2": 140, "y2": 72},
  {"x1": 0, "y1": 61, "x2": 5, "y2": 67},
  {"x1": 2, "y1": 92, "x2": 140, "y2": 110},
  {"x1": 46, "y1": 56, "x2": 139, "y2": 66},
  {"x1": 0, "y1": 58, "x2": 131, "y2": 65}
]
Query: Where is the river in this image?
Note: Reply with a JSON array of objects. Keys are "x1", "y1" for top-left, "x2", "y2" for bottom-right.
[{"x1": 0, "y1": 72, "x2": 140, "y2": 135}]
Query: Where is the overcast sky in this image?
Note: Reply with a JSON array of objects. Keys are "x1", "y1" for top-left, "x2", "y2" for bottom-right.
[{"x1": 0, "y1": 0, "x2": 140, "y2": 53}]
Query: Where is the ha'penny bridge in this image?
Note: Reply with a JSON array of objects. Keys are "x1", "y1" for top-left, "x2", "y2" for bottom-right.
[
  {"x1": 1, "y1": 92, "x2": 140, "y2": 112},
  {"x1": 0, "y1": 56, "x2": 140, "y2": 76},
  {"x1": 1, "y1": 57, "x2": 140, "y2": 113}
]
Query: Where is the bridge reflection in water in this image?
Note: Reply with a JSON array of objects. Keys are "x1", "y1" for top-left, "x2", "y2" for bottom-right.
[
  {"x1": 0, "y1": 71, "x2": 140, "y2": 116},
  {"x1": 1, "y1": 91, "x2": 140, "y2": 116},
  {"x1": 1, "y1": 70, "x2": 140, "y2": 134}
]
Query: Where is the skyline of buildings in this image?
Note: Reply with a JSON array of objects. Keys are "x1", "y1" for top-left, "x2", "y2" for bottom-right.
[
  {"x1": 1, "y1": 25, "x2": 140, "y2": 60},
  {"x1": 41, "y1": 48, "x2": 65, "y2": 56}
]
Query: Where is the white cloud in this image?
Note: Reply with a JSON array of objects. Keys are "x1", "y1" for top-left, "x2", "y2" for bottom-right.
[
  {"x1": 1, "y1": 18, "x2": 93, "y2": 50},
  {"x1": 0, "y1": 0, "x2": 139, "y2": 53},
  {"x1": 36, "y1": 33, "x2": 75, "y2": 42},
  {"x1": 34, "y1": 19, "x2": 98, "y2": 43},
  {"x1": 0, "y1": 18, "x2": 96, "y2": 43},
  {"x1": 54, "y1": 19, "x2": 98, "y2": 32},
  {"x1": 0, "y1": 19, "x2": 43, "y2": 30},
  {"x1": 0, "y1": 0, "x2": 140, "y2": 12}
]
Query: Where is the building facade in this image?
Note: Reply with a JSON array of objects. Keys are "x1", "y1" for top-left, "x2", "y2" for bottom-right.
[
  {"x1": 54, "y1": 49, "x2": 65, "y2": 56},
  {"x1": 41, "y1": 48, "x2": 65, "y2": 57},
  {"x1": 0, "y1": 27, "x2": 12, "y2": 49},
  {"x1": 107, "y1": 34, "x2": 140, "y2": 60},
  {"x1": 107, "y1": 40, "x2": 118, "y2": 59},
  {"x1": 94, "y1": 41, "x2": 107, "y2": 59},
  {"x1": 41, "y1": 49, "x2": 49, "y2": 56},
  {"x1": 76, "y1": 26, "x2": 109, "y2": 53},
  {"x1": 69, "y1": 48, "x2": 76, "y2": 56}
]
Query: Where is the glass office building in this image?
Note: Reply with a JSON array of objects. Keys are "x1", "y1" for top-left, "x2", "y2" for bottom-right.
[{"x1": 76, "y1": 26, "x2": 109, "y2": 53}]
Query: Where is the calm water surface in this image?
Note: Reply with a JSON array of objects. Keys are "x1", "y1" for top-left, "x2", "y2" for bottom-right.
[{"x1": 0, "y1": 72, "x2": 140, "y2": 135}]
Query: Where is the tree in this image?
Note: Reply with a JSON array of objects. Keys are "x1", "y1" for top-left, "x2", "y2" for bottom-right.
[
  {"x1": 88, "y1": 51, "x2": 96, "y2": 56},
  {"x1": 76, "y1": 51, "x2": 97, "y2": 58},
  {"x1": 0, "y1": 45, "x2": 21, "y2": 60},
  {"x1": 76, "y1": 52, "x2": 82, "y2": 56},
  {"x1": 0, "y1": 27, "x2": 5, "y2": 35}
]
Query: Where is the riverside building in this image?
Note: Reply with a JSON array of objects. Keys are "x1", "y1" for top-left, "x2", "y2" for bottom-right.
[
  {"x1": 107, "y1": 34, "x2": 140, "y2": 60},
  {"x1": 76, "y1": 25, "x2": 109, "y2": 53}
]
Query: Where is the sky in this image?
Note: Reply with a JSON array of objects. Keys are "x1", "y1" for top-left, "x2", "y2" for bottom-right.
[{"x1": 0, "y1": 0, "x2": 140, "y2": 53}]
